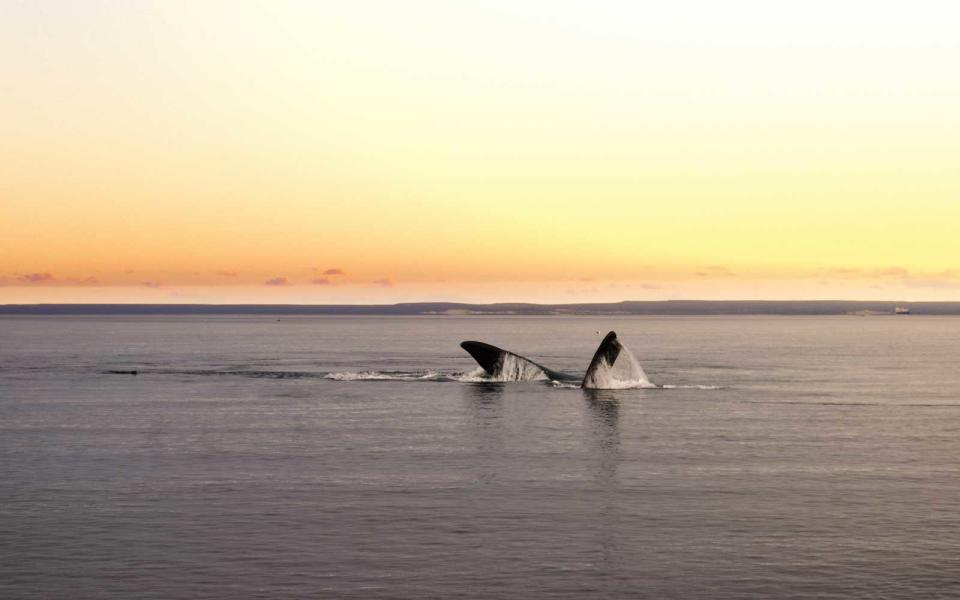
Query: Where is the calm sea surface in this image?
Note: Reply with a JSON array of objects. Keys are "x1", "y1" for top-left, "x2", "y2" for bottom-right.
[{"x1": 2, "y1": 315, "x2": 960, "y2": 598}]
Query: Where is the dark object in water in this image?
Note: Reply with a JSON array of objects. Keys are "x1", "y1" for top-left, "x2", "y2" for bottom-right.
[
  {"x1": 105, "y1": 370, "x2": 138, "y2": 375},
  {"x1": 461, "y1": 331, "x2": 634, "y2": 389},
  {"x1": 459, "y1": 341, "x2": 580, "y2": 382},
  {"x1": 581, "y1": 331, "x2": 623, "y2": 388}
]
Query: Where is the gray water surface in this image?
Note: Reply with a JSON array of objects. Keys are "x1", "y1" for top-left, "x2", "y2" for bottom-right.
[{"x1": 2, "y1": 315, "x2": 960, "y2": 598}]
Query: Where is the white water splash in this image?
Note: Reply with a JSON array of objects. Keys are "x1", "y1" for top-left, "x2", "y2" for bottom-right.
[
  {"x1": 324, "y1": 366, "x2": 550, "y2": 384},
  {"x1": 582, "y1": 344, "x2": 655, "y2": 389},
  {"x1": 449, "y1": 367, "x2": 497, "y2": 382},
  {"x1": 492, "y1": 353, "x2": 548, "y2": 381},
  {"x1": 325, "y1": 370, "x2": 441, "y2": 381},
  {"x1": 450, "y1": 355, "x2": 549, "y2": 382},
  {"x1": 325, "y1": 368, "x2": 719, "y2": 390}
]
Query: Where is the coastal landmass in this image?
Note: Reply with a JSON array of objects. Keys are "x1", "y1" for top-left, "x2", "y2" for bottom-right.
[{"x1": 0, "y1": 301, "x2": 951, "y2": 316}]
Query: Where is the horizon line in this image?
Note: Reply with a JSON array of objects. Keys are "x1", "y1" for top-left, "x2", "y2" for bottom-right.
[{"x1": 0, "y1": 299, "x2": 937, "y2": 307}]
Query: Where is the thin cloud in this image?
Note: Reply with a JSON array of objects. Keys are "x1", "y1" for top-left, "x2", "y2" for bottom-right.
[
  {"x1": 872, "y1": 267, "x2": 909, "y2": 278},
  {"x1": 311, "y1": 277, "x2": 331, "y2": 285},
  {"x1": 169, "y1": 289, "x2": 200, "y2": 299},
  {"x1": 323, "y1": 268, "x2": 346, "y2": 276},
  {"x1": 640, "y1": 283, "x2": 661, "y2": 290},
  {"x1": 67, "y1": 276, "x2": 100, "y2": 286},
  {"x1": 373, "y1": 278, "x2": 393, "y2": 287},
  {"x1": 265, "y1": 277, "x2": 290, "y2": 286},
  {"x1": 904, "y1": 278, "x2": 960, "y2": 290},
  {"x1": 569, "y1": 283, "x2": 599, "y2": 294},
  {"x1": 216, "y1": 271, "x2": 238, "y2": 277},
  {"x1": 818, "y1": 267, "x2": 862, "y2": 278},
  {"x1": 818, "y1": 267, "x2": 957, "y2": 284},
  {"x1": 816, "y1": 266, "x2": 917, "y2": 280},
  {"x1": 141, "y1": 281, "x2": 162, "y2": 288},
  {"x1": 17, "y1": 273, "x2": 55, "y2": 283},
  {"x1": 696, "y1": 266, "x2": 736, "y2": 277}
]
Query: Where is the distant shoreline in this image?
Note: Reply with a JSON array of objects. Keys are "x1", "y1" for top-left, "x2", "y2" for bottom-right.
[{"x1": 0, "y1": 301, "x2": 952, "y2": 316}]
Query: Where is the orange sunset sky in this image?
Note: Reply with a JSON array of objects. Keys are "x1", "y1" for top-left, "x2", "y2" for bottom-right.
[{"x1": 3, "y1": 1, "x2": 959, "y2": 304}]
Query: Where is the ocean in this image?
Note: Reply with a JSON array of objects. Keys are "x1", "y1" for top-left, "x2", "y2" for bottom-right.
[{"x1": 2, "y1": 315, "x2": 960, "y2": 598}]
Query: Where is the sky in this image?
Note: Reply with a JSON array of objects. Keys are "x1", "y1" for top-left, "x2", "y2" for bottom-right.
[{"x1": 2, "y1": 0, "x2": 959, "y2": 303}]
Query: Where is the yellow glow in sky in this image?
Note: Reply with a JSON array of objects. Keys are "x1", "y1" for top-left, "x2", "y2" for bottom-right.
[{"x1": 2, "y1": 1, "x2": 960, "y2": 302}]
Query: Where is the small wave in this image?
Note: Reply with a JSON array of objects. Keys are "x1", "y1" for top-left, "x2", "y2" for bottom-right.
[
  {"x1": 324, "y1": 370, "x2": 443, "y2": 382},
  {"x1": 105, "y1": 368, "x2": 324, "y2": 379},
  {"x1": 554, "y1": 381, "x2": 716, "y2": 390},
  {"x1": 324, "y1": 369, "x2": 720, "y2": 390},
  {"x1": 236, "y1": 370, "x2": 321, "y2": 379},
  {"x1": 104, "y1": 366, "x2": 721, "y2": 390},
  {"x1": 596, "y1": 379, "x2": 658, "y2": 390},
  {"x1": 573, "y1": 378, "x2": 659, "y2": 390},
  {"x1": 660, "y1": 384, "x2": 723, "y2": 390},
  {"x1": 325, "y1": 367, "x2": 564, "y2": 384}
]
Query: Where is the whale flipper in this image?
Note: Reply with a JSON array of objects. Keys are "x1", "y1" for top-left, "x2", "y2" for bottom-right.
[
  {"x1": 460, "y1": 341, "x2": 580, "y2": 382},
  {"x1": 582, "y1": 331, "x2": 651, "y2": 389}
]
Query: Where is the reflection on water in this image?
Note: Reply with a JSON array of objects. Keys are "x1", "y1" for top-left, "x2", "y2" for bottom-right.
[
  {"x1": 583, "y1": 389, "x2": 621, "y2": 479},
  {"x1": 582, "y1": 390, "x2": 623, "y2": 578},
  {"x1": 463, "y1": 383, "x2": 505, "y2": 484},
  {"x1": 466, "y1": 381, "x2": 506, "y2": 404}
]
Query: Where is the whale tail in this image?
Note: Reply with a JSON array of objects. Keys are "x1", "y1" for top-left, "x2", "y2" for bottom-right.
[
  {"x1": 461, "y1": 332, "x2": 650, "y2": 387},
  {"x1": 582, "y1": 331, "x2": 651, "y2": 389},
  {"x1": 460, "y1": 341, "x2": 579, "y2": 382}
]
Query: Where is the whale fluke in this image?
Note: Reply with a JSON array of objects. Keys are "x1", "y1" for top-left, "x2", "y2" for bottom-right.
[
  {"x1": 582, "y1": 331, "x2": 651, "y2": 389},
  {"x1": 461, "y1": 332, "x2": 650, "y2": 388},
  {"x1": 460, "y1": 341, "x2": 580, "y2": 382}
]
